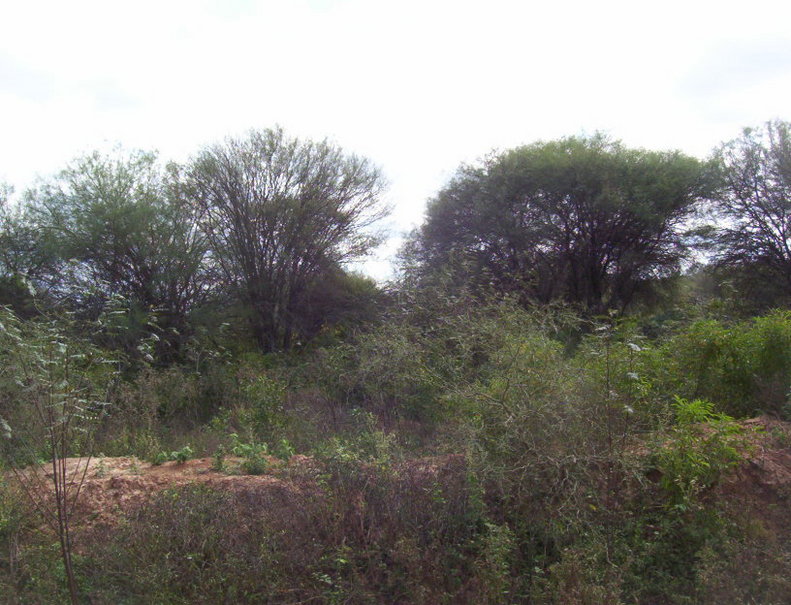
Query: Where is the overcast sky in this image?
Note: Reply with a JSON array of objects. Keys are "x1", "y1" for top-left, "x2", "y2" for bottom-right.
[{"x1": 1, "y1": 0, "x2": 790, "y2": 278}]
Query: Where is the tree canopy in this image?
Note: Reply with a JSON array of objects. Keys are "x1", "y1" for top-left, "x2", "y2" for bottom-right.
[
  {"x1": 408, "y1": 135, "x2": 713, "y2": 313},
  {"x1": 711, "y1": 120, "x2": 791, "y2": 299},
  {"x1": 24, "y1": 150, "x2": 211, "y2": 358},
  {"x1": 186, "y1": 127, "x2": 388, "y2": 352}
]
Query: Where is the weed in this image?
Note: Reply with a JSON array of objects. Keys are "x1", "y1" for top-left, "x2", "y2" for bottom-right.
[
  {"x1": 654, "y1": 397, "x2": 745, "y2": 508},
  {"x1": 171, "y1": 445, "x2": 193, "y2": 464},
  {"x1": 94, "y1": 458, "x2": 108, "y2": 478},
  {"x1": 151, "y1": 445, "x2": 194, "y2": 466},
  {"x1": 272, "y1": 438, "x2": 295, "y2": 461},
  {"x1": 212, "y1": 445, "x2": 226, "y2": 472},
  {"x1": 230, "y1": 433, "x2": 269, "y2": 475}
]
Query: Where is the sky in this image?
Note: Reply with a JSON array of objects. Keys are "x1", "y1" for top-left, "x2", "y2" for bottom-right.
[{"x1": 1, "y1": 0, "x2": 790, "y2": 279}]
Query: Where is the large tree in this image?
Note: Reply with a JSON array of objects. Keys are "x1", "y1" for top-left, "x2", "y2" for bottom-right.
[
  {"x1": 186, "y1": 127, "x2": 388, "y2": 352},
  {"x1": 26, "y1": 150, "x2": 211, "y2": 356},
  {"x1": 409, "y1": 135, "x2": 712, "y2": 313},
  {"x1": 712, "y1": 120, "x2": 791, "y2": 298}
]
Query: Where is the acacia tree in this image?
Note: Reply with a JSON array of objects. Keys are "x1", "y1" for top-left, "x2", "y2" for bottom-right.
[
  {"x1": 26, "y1": 150, "x2": 211, "y2": 358},
  {"x1": 409, "y1": 135, "x2": 712, "y2": 314},
  {"x1": 187, "y1": 127, "x2": 388, "y2": 352},
  {"x1": 712, "y1": 120, "x2": 791, "y2": 296}
]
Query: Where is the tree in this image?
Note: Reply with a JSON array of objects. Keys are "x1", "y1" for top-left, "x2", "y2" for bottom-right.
[
  {"x1": 26, "y1": 150, "x2": 211, "y2": 359},
  {"x1": 408, "y1": 135, "x2": 712, "y2": 314},
  {"x1": 0, "y1": 184, "x2": 54, "y2": 316},
  {"x1": 186, "y1": 127, "x2": 388, "y2": 352},
  {"x1": 711, "y1": 120, "x2": 791, "y2": 300}
]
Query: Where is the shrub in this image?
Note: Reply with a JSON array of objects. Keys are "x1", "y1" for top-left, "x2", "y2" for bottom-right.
[
  {"x1": 238, "y1": 374, "x2": 288, "y2": 441},
  {"x1": 83, "y1": 456, "x2": 490, "y2": 603},
  {"x1": 151, "y1": 445, "x2": 194, "y2": 465},
  {"x1": 654, "y1": 397, "x2": 745, "y2": 508},
  {"x1": 229, "y1": 433, "x2": 269, "y2": 475},
  {"x1": 657, "y1": 311, "x2": 791, "y2": 417},
  {"x1": 0, "y1": 307, "x2": 116, "y2": 604}
]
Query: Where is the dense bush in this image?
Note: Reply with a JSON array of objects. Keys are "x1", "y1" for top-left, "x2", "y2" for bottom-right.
[
  {"x1": 655, "y1": 311, "x2": 791, "y2": 418},
  {"x1": 2, "y1": 302, "x2": 790, "y2": 602},
  {"x1": 81, "y1": 456, "x2": 493, "y2": 604}
]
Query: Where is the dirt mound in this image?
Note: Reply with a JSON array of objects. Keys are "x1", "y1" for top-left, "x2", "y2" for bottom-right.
[
  {"x1": 718, "y1": 416, "x2": 791, "y2": 535},
  {"x1": 6, "y1": 419, "x2": 790, "y2": 535},
  {"x1": 8, "y1": 455, "x2": 317, "y2": 532},
  {"x1": 7, "y1": 453, "x2": 469, "y2": 534},
  {"x1": 735, "y1": 416, "x2": 791, "y2": 492}
]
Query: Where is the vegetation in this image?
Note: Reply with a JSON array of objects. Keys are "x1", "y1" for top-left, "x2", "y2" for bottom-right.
[
  {"x1": 1, "y1": 122, "x2": 791, "y2": 603},
  {"x1": 710, "y1": 119, "x2": 791, "y2": 303},
  {"x1": 405, "y1": 135, "x2": 713, "y2": 313},
  {"x1": 186, "y1": 127, "x2": 388, "y2": 353}
]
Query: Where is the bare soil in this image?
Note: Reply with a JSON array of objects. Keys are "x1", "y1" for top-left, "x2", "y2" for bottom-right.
[{"x1": 6, "y1": 417, "x2": 790, "y2": 535}]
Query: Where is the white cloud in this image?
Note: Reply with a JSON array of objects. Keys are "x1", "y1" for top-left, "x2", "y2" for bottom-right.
[{"x1": 1, "y1": 0, "x2": 790, "y2": 279}]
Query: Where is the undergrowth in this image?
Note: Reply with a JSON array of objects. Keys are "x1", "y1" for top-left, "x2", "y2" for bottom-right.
[{"x1": 1, "y1": 304, "x2": 790, "y2": 602}]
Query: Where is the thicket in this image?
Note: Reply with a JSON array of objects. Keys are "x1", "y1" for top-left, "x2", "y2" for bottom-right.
[
  {"x1": 1, "y1": 122, "x2": 791, "y2": 602},
  {"x1": 1, "y1": 299, "x2": 790, "y2": 603}
]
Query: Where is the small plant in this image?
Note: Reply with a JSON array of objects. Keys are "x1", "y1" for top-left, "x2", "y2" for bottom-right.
[
  {"x1": 151, "y1": 451, "x2": 169, "y2": 466},
  {"x1": 272, "y1": 438, "x2": 295, "y2": 461},
  {"x1": 229, "y1": 434, "x2": 269, "y2": 475},
  {"x1": 172, "y1": 445, "x2": 194, "y2": 464},
  {"x1": 654, "y1": 397, "x2": 746, "y2": 508},
  {"x1": 212, "y1": 445, "x2": 226, "y2": 472},
  {"x1": 94, "y1": 458, "x2": 108, "y2": 478},
  {"x1": 476, "y1": 522, "x2": 516, "y2": 601},
  {"x1": 241, "y1": 455, "x2": 268, "y2": 475},
  {"x1": 151, "y1": 445, "x2": 194, "y2": 466}
]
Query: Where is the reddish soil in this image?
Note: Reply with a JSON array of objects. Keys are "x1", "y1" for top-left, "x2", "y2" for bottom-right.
[
  {"x1": 6, "y1": 418, "x2": 790, "y2": 535},
  {"x1": 8, "y1": 455, "x2": 319, "y2": 532},
  {"x1": 6, "y1": 453, "x2": 470, "y2": 536},
  {"x1": 718, "y1": 416, "x2": 791, "y2": 536}
]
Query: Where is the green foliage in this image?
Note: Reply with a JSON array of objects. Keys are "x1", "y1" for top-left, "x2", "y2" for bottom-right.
[
  {"x1": 575, "y1": 320, "x2": 671, "y2": 431},
  {"x1": 316, "y1": 423, "x2": 398, "y2": 472},
  {"x1": 301, "y1": 322, "x2": 445, "y2": 427},
  {"x1": 410, "y1": 134, "x2": 713, "y2": 313},
  {"x1": 229, "y1": 433, "x2": 269, "y2": 475},
  {"x1": 171, "y1": 445, "x2": 194, "y2": 464},
  {"x1": 657, "y1": 311, "x2": 791, "y2": 417},
  {"x1": 151, "y1": 445, "x2": 194, "y2": 465},
  {"x1": 211, "y1": 445, "x2": 226, "y2": 471},
  {"x1": 475, "y1": 522, "x2": 517, "y2": 603},
  {"x1": 654, "y1": 397, "x2": 745, "y2": 508},
  {"x1": 531, "y1": 543, "x2": 624, "y2": 605},
  {"x1": 694, "y1": 513, "x2": 791, "y2": 604},
  {"x1": 150, "y1": 451, "x2": 168, "y2": 466},
  {"x1": 25, "y1": 148, "x2": 210, "y2": 362},
  {"x1": 239, "y1": 374, "x2": 288, "y2": 440},
  {"x1": 271, "y1": 437, "x2": 295, "y2": 461},
  {"x1": 0, "y1": 307, "x2": 115, "y2": 463}
]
